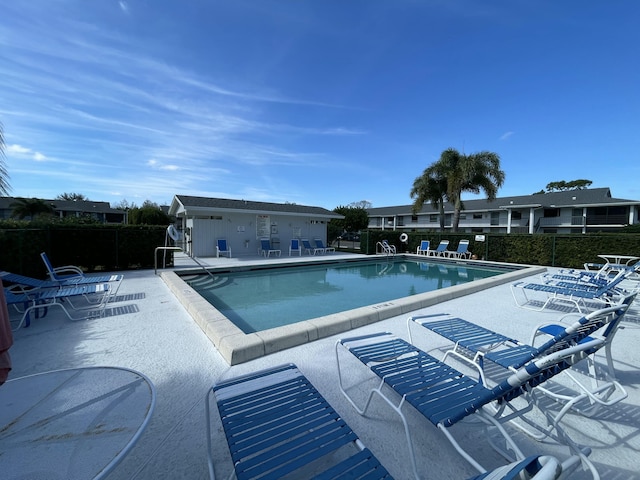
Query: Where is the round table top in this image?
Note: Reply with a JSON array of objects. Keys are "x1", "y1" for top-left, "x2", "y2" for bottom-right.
[{"x1": 0, "y1": 366, "x2": 156, "y2": 480}]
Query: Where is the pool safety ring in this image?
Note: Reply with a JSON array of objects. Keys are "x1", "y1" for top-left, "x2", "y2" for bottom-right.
[
  {"x1": 167, "y1": 224, "x2": 180, "y2": 241},
  {"x1": 399, "y1": 233, "x2": 408, "y2": 243}
]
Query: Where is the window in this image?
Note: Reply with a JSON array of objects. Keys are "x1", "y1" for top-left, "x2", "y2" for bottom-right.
[
  {"x1": 543, "y1": 208, "x2": 560, "y2": 218},
  {"x1": 473, "y1": 213, "x2": 483, "y2": 220},
  {"x1": 511, "y1": 211, "x2": 522, "y2": 220},
  {"x1": 429, "y1": 214, "x2": 438, "y2": 223}
]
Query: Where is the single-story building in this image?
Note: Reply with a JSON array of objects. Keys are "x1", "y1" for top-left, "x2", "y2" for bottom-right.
[{"x1": 167, "y1": 195, "x2": 343, "y2": 257}]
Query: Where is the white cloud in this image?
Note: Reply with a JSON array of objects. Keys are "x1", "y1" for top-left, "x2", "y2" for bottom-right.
[
  {"x1": 7, "y1": 144, "x2": 31, "y2": 154},
  {"x1": 7, "y1": 144, "x2": 47, "y2": 161},
  {"x1": 500, "y1": 131, "x2": 514, "y2": 140}
]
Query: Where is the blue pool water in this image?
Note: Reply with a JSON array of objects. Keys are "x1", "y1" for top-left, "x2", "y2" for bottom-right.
[{"x1": 183, "y1": 259, "x2": 509, "y2": 333}]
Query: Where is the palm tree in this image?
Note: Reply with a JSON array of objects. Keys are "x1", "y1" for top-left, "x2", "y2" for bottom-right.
[
  {"x1": 0, "y1": 122, "x2": 10, "y2": 195},
  {"x1": 410, "y1": 165, "x2": 449, "y2": 231},
  {"x1": 10, "y1": 197, "x2": 55, "y2": 220},
  {"x1": 415, "y1": 148, "x2": 505, "y2": 232}
]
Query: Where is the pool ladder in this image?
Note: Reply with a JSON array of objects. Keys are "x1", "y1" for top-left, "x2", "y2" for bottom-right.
[{"x1": 376, "y1": 240, "x2": 396, "y2": 257}]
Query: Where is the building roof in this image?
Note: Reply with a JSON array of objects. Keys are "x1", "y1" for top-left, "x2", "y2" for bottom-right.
[
  {"x1": 170, "y1": 195, "x2": 343, "y2": 219},
  {"x1": 367, "y1": 188, "x2": 640, "y2": 216}
]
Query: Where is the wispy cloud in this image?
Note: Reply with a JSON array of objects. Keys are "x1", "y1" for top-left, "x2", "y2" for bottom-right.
[{"x1": 500, "y1": 131, "x2": 514, "y2": 141}]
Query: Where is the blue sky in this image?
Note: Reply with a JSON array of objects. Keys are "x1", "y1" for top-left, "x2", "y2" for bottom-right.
[{"x1": 1, "y1": 1, "x2": 639, "y2": 210}]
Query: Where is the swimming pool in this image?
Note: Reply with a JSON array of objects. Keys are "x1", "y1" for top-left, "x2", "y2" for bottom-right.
[
  {"x1": 182, "y1": 259, "x2": 506, "y2": 333},
  {"x1": 160, "y1": 254, "x2": 544, "y2": 365}
]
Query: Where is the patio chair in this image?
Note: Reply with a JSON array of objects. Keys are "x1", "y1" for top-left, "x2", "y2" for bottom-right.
[
  {"x1": 5, "y1": 282, "x2": 114, "y2": 330},
  {"x1": 288, "y1": 238, "x2": 301, "y2": 256},
  {"x1": 510, "y1": 272, "x2": 630, "y2": 313},
  {"x1": 408, "y1": 300, "x2": 632, "y2": 421},
  {"x1": 259, "y1": 238, "x2": 281, "y2": 257},
  {"x1": 445, "y1": 239, "x2": 472, "y2": 259},
  {"x1": 301, "y1": 238, "x2": 323, "y2": 255},
  {"x1": 416, "y1": 240, "x2": 430, "y2": 255},
  {"x1": 336, "y1": 332, "x2": 599, "y2": 480},
  {"x1": 40, "y1": 252, "x2": 123, "y2": 293},
  {"x1": 205, "y1": 363, "x2": 393, "y2": 480},
  {"x1": 216, "y1": 239, "x2": 232, "y2": 258},
  {"x1": 426, "y1": 239, "x2": 449, "y2": 257},
  {"x1": 315, "y1": 238, "x2": 335, "y2": 254}
]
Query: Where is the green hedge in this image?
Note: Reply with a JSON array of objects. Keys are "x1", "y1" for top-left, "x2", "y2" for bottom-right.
[
  {"x1": 0, "y1": 224, "x2": 168, "y2": 277},
  {"x1": 360, "y1": 231, "x2": 640, "y2": 269}
]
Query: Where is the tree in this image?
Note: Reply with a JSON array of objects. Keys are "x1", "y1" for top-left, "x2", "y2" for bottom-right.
[
  {"x1": 128, "y1": 200, "x2": 171, "y2": 225},
  {"x1": 348, "y1": 200, "x2": 372, "y2": 209},
  {"x1": 56, "y1": 192, "x2": 89, "y2": 201},
  {"x1": 545, "y1": 179, "x2": 592, "y2": 192},
  {"x1": 10, "y1": 197, "x2": 55, "y2": 220},
  {"x1": 410, "y1": 162, "x2": 449, "y2": 232},
  {"x1": 415, "y1": 148, "x2": 505, "y2": 232},
  {"x1": 331, "y1": 205, "x2": 369, "y2": 236},
  {"x1": 0, "y1": 122, "x2": 10, "y2": 195}
]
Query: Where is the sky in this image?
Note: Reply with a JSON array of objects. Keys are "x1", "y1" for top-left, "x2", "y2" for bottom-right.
[{"x1": 1, "y1": 1, "x2": 639, "y2": 210}]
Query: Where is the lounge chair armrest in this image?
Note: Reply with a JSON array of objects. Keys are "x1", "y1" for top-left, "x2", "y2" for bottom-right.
[{"x1": 52, "y1": 265, "x2": 84, "y2": 276}]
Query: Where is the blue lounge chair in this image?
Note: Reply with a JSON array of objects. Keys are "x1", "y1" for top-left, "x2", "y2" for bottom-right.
[
  {"x1": 510, "y1": 272, "x2": 630, "y2": 312},
  {"x1": 416, "y1": 240, "x2": 430, "y2": 255},
  {"x1": 205, "y1": 363, "x2": 393, "y2": 480},
  {"x1": 205, "y1": 363, "x2": 560, "y2": 480},
  {"x1": 259, "y1": 238, "x2": 281, "y2": 257},
  {"x1": 1, "y1": 270, "x2": 122, "y2": 293},
  {"x1": 40, "y1": 252, "x2": 124, "y2": 292},
  {"x1": 301, "y1": 239, "x2": 323, "y2": 255},
  {"x1": 336, "y1": 332, "x2": 602, "y2": 479},
  {"x1": 408, "y1": 301, "x2": 632, "y2": 421},
  {"x1": 288, "y1": 238, "x2": 301, "y2": 256},
  {"x1": 5, "y1": 282, "x2": 114, "y2": 330},
  {"x1": 314, "y1": 238, "x2": 335, "y2": 254},
  {"x1": 426, "y1": 239, "x2": 449, "y2": 257},
  {"x1": 216, "y1": 239, "x2": 231, "y2": 258},
  {"x1": 445, "y1": 239, "x2": 472, "y2": 259}
]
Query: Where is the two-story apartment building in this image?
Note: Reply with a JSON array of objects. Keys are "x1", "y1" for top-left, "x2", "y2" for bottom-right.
[{"x1": 367, "y1": 188, "x2": 640, "y2": 234}]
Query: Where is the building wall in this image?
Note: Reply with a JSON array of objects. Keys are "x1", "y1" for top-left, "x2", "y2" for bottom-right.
[{"x1": 182, "y1": 212, "x2": 330, "y2": 257}]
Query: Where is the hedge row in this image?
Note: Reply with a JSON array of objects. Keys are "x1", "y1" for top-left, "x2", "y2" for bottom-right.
[
  {"x1": 0, "y1": 225, "x2": 168, "y2": 278},
  {"x1": 360, "y1": 231, "x2": 640, "y2": 269}
]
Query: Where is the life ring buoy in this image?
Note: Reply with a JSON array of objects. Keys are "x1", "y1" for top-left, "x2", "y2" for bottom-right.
[
  {"x1": 167, "y1": 224, "x2": 180, "y2": 241},
  {"x1": 399, "y1": 263, "x2": 407, "y2": 273},
  {"x1": 399, "y1": 233, "x2": 408, "y2": 243}
]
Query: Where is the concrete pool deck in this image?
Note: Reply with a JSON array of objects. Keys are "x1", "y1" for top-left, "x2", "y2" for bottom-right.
[{"x1": 3, "y1": 253, "x2": 640, "y2": 479}]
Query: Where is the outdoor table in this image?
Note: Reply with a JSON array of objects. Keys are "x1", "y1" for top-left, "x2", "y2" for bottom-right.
[
  {"x1": 597, "y1": 254, "x2": 640, "y2": 267},
  {"x1": 0, "y1": 366, "x2": 156, "y2": 480}
]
